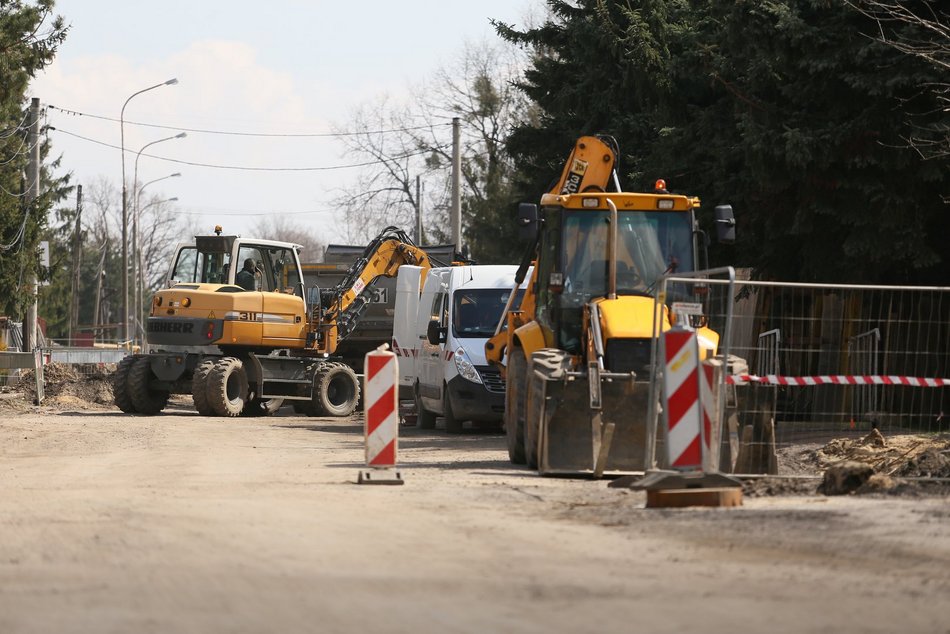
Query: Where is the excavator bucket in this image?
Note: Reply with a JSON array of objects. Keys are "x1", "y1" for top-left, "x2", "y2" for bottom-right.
[{"x1": 529, "y1": 368, "x2": 657, "y2": 476}]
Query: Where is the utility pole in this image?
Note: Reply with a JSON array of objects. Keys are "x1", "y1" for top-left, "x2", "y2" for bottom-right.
[
  {"x1": 69, "y1": 185, "x2": 83, "y2": 345},
  {"x1": 25, "y1": 97, "x2": 40, "y2": 352},
  {"x1": 451, "y1": 117, "x2": 461, "y2": 254},
  {"x1": 415, "y1": 175, "x2": 422, "y2": 244}
]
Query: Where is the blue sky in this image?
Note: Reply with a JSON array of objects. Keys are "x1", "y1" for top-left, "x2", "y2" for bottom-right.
[{"x1": 31, "y1": 0, "x2": 534, "y2": 244}]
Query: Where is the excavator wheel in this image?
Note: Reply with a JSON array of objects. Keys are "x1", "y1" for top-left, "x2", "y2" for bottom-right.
[
  {"x1": 414, "y1": 383, "x2": 437, "y2": 429},
  {"x1": 504, "y1": 347, "x2": 527, "y2": 464},
  {"x1": 128, "y1": 356, "x2": 170, "y2": 415},
  {"x1": 443, "y1": 390, "x2": 462, "y2": 434},
  {"x1": 113, "y1": 354, "x2": 138, "y2": 414},
  {"x1": 191, "y1": 358, "x2": 217, "y2": 416},
  {"x1": 207, "y1": 357, "x2": 248, "y2": 417},
  {"x1": 241, "y1": 397, "x2": 284, "y2": 417},
  {"x1": 308, "y1": 362, "x2": 360, "y2": 417}
]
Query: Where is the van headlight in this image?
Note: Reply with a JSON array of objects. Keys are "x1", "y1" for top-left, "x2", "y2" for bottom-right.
[{"x1": 454, "y1": 346, "x2": 482, "y2": 384}]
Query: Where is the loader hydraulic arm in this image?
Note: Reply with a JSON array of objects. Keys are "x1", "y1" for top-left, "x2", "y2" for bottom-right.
[
  {"x1": 309, "y1": 227, "x2": 433, "y2": 354},
  {"x1": 549, "y1": 135, "x2": 620, "y2": 196}
]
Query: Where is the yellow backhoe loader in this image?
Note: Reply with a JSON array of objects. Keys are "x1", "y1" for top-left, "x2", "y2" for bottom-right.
[
  {"x1": 486, "y1": 136, "x2": 735, "y2": 475},
  {"x1": 114, "y1": 226, "x2": 433, "y2": 417}
]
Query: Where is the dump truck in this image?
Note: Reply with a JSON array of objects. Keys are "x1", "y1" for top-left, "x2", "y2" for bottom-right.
[
  {"x1": 485, "y1": 135, "x2": 735, "y2": 475},
  {"x1": 114, "y1": 226, "x2": 432, "y2": 417}
]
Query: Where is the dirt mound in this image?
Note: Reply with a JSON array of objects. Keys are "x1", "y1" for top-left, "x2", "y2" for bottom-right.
[
  {"x1": 4, "y1": 362, "x2": 115, "y2": 410},
  {"x1": 814, "y1": 432, "x2": 950, "y2": 477}
]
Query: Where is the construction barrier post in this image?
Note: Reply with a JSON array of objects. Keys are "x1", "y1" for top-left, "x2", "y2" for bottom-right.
[
  {"x1": 663, "y1": 326, "x2": 704, "y2": 471},
  {"x1": 358, "y1": 344, "x2": 404, "y2": 485},
  {"x1": 619, "y1": 325, "x2": 742, "y2": 507}
]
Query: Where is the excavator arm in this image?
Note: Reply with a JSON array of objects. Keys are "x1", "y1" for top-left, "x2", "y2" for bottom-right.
[{"x1": 309, "y1": 226, "x2": 433, "y2": 355}]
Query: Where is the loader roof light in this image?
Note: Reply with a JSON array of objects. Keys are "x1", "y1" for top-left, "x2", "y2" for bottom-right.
[
  {"x1": 214, "y1": 225, "x2": 222, "y2": 235},
  {"x1": 657, "y1": 199, "x2": 674, "y2": 210},
  {"x1": 582, "y1": 197, "x2": 600, "y2": 208},
  {"x1": 655, "y1": 179, "x2": 668, "y2": 193}
]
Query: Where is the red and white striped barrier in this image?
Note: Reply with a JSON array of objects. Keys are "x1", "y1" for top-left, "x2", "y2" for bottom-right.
[
  {"x1": 663, "y1": 328, "x2": 704, "y2": 471},
  {"x1": 726, "y1": 374, "x2": 950, "y2": 387},
  {"x1": 359, "y1": 346, "x2": 403, "y2": 485}
]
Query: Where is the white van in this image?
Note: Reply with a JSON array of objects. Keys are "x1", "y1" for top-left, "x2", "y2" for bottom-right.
[{"x1": 393, "y1": 265, "x2": 527, "y2": 433}]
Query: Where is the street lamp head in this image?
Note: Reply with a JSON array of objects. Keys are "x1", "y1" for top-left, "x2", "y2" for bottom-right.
[
  {"x1": 168, "y1": 197, "x2": 179, "y2": 202},
  {"x1": 164, "y1": 78, "x2": 179, "y2": 86},
  {"x1": 175, "y1": 132, "x2": 187, "y2": 139},
  {"x1": 170, "y1": 172, "x2": 182, "y2": 178}
]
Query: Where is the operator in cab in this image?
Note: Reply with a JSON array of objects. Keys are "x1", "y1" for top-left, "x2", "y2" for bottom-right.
[{"x1": 236, "y1": 258, "x2": 257, "y2": 291}]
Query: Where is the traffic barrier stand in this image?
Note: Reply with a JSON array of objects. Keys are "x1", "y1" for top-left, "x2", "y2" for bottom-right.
[
  {"x1": 358, "y1": 344, "x2": 404, "y2": 485},
  {"x1": 619, "y1": 326, "x2": 741, "y2": 507}
]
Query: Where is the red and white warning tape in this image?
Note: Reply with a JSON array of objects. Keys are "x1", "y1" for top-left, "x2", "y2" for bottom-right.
[{"x1": 726, "y1": 374, "x2": 950, "y2": 387}]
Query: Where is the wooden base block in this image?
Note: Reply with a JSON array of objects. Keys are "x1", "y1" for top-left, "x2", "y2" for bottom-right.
[{"x1": 646, "y1": 487, "x2": 742, "y2": 508}]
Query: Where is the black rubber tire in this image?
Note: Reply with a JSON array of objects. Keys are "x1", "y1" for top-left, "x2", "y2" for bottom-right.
[
  {"x1": 113, "y1": 354, "x2": 138, "y2": 413},
  {"x1": 415, "y1": 383, "x2": 437, "y2": 429},
  {"x1": 241, "y1": 397, "x2": 284, "y2": 417},
  {"x1": 128, "y1": 356, "x2": 169, "y2": 415},
  {"x1": 310, "y1": 362, "x2": 360, "y2": 417},
  {"x1": 443, "y1": 389, "x2": 463, "y2": 434},
  {"x1": 207, "y1": 357, "x2": 248, "y2": 417},
  {"x1": 191, "y1": 358, "x2": 216, "y2": 416},
  {"x1": 524, "y1": 366, "x2": 542, "y2": 469},
  {"x1": 505, "y1": 347, "x2": 527, "y2": 464}
]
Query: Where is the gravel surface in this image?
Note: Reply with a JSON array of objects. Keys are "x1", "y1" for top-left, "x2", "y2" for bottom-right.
[{"x1": 1, "y1": 395, "x2": 949, "y2": 634}]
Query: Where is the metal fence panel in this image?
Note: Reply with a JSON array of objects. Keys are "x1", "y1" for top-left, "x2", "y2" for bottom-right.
[{"x1": 675, "y1": 279, "x2": 949, "y2": 475}]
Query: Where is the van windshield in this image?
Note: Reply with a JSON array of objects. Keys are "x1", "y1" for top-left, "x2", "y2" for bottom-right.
[{"x1": 452, "y1": 288, "x2": 524, "y2": 339}]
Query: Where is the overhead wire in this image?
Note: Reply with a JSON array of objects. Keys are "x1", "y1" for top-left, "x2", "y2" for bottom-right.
[
  {"x1": 47, "y1": 105, "x2": 449, "y2": 138},
  {"x1": 0, "y1": 109, "x2": 30, "y2": 140},
  {"x1": 49, "y1": 126, "x2": 451, "y2": 172},
  {"x1": 0, "y1": 137, "x2": 40, "y2": 166}
]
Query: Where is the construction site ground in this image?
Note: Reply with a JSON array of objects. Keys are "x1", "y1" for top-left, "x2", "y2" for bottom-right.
[{"x1": 1, "y1": 368, "x2": 949, "y2": 633}]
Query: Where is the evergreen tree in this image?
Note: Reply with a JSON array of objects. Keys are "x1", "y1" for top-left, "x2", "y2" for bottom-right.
[
  {"x1": 497, "y1": 0, "x2": 949, "y2": 283},
  {"x1": 0, "y1": 1, "x2": 68, "y2": 321}
]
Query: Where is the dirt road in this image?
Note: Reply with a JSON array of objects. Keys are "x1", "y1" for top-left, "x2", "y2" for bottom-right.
[{"x1": 2, "y1": 399, "x2": 949, "y2": 634}]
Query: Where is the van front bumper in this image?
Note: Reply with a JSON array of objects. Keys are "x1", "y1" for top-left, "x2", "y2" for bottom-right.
[{"x1": 446, "y1": 369, "x2": 505, "y2": 423}]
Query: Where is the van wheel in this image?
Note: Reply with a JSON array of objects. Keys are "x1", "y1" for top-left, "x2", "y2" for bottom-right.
[
  {"x1": 443, "y1": 390, "x2": 462, "y2": 434},
  {"x1": 415, "y1": 383, "x2": 437, "y2": 429}
]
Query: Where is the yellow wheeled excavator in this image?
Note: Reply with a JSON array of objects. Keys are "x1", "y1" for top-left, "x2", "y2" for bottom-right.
[
  {"x1": 113, "y1": 226, "x2": 433, "y2": 418},
  {"x1": 485, "y1": 136, "x2": 735, "y2": 475}
]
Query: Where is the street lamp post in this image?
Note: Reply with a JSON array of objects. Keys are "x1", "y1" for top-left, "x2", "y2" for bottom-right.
[{"x1": 120, "y1": 77, "x2": 178, "y2": 346}]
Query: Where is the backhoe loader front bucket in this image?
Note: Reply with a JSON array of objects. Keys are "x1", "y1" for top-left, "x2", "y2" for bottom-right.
[{"x1": 524, "y1": 350, "x2": 656, "y2": 476}]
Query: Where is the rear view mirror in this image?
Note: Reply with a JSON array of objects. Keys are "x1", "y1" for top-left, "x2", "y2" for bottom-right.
[
  {"x1": 714, "y1": 205, "x2": 736, "y2": 244},
  {"x1": 426, "y1": 319, "x2": 446, "y2": 345},
  {"x1": 517, "y1": 203, "x2": 538, "y2": 242}
]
